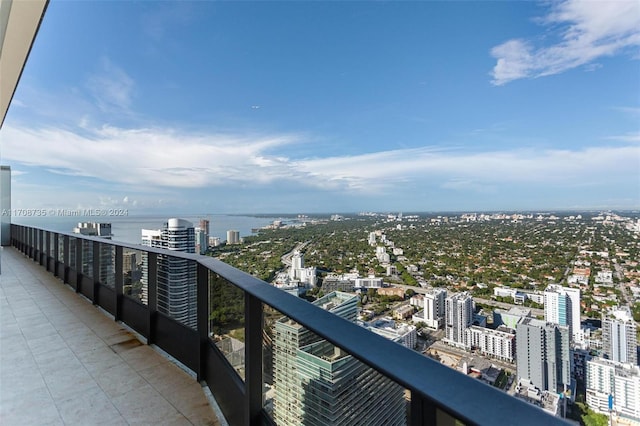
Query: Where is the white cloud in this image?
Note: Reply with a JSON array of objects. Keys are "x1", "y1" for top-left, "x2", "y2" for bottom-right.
[
  {"x1": 3, "y1": 123, "x2": 639, "y2": 198},
  {"x1": 86, "y1": 58, "x2": 135, "y2": 112},
  {"x1": 297, "y1": 145, "x2": 640, "y2": 191},
  {"x1": 606, "y1": 132, "x2": 640, "y2": 143},
  {"x1": 2, "y1": 124, "x2": 301, "y2": 188},
  {"x1": 491, "y1": 0, "x2": 640, "y2": 85}
]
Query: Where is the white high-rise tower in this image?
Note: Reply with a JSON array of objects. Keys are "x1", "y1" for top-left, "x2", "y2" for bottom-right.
[
  {"x1": 602, "y1": 306, "x2": 638, "y2": 365},
  {"x1": 544, "y1": 284, "x2": 581, "y2": 343},
  {"x1": 141, "y1": 218, "x2": 196, "y2": 328},
  {"x1": 444, "y1": 292, "x2": 474, "y2": 348}
]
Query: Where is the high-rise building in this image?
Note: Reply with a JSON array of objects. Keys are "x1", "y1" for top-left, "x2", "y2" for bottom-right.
[
  {"x1": 290, "y1": 251, "x2": 304, "y2": 279},
  {"x1": 586, "y1": 358, "x2": 640, "y2": 422},
  {"x1": 272, "y1": 291, "x2": 405, "y2": 426},
  {"x1": 226, "y1": 229, "x2": 240, "y2": 244},
  {"x1": 287, "y1": 251, "x2": 316, "y2": 288},
  {"x1": 444, "y1": 291, "x2": 474, "y2": 348},
  {"x1": 199, "y1": 218, "x2": 210, "y2": 237},
  {"x1": 195, "y1": 218, "x2": 210, "y2": 254},
  {"x1": 516, "y1": 318, "x2": 571, "y2": 393},
  {"x1": 141, "y1": 218, "x2": 196, "y2": 328},
  {"x1": 368, "y1": 231, "x2": 376, "y2": 246},
  {"x1": 602, "y1": 306, "x2": 638, "y2": 365},
  {"x1": 195, "y1": 227, "x2": 208, "y2": 255},
  {"x1": 423, "y1": 288, "x2": 447, "y2": 330},
  {"x1": 73, "y1": 222, "x2": 114, "y2": 287},
  {"x1": 544, "y1": 284, "x2": 581, "y2": 343}
]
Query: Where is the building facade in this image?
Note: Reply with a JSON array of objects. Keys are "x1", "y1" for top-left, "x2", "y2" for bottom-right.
[
  {"x1": 602, "y1": 306, "x2": 638, "y2": 365},
  {"x1": 444, "y1": 292, "x2": 473, "y2": 348},
  {"x1": 226, "y1": 229, "x2": 240, "y2": 244},
  {"x1": 465, "y1": 325, "x2": 516, "y2": 363},
  {"x1": 141, "y1": 218, "x2": 196, "y2": 329},
  {"x1": 586, "y1": 358, "x2": 640, "y2": 422},
  {"x1": 423, "y1": 288, "x2": 447, "y2": 330},
  {"x1": 272, "y1": 292, "x2": 406, "y2": 426},
  {"x1": 516, "y1": 318, "x2": 571, "y2": 393},
  {"x1": 544, "y1": 284, "x2": 581, "y2": 343}
]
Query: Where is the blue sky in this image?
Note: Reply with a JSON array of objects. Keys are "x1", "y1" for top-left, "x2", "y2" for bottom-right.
[{"x1": 2, "y1": 0, "x2": 639, "y2": 214}]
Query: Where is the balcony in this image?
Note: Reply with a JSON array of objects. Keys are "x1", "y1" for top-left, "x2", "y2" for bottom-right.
[
  {"x1": 0, "y1": 245, "x2": 221, "y2": 425},
  {"x1": 2, "y1": 224, "x2": 569, "y2": 425}
]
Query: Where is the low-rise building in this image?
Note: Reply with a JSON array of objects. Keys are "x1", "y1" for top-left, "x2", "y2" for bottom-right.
[
  {"x1": 354, "y1": 276, "x2": 383, "y2": 289},
  {"x1": 365, "y1": 318, "x2": 417, "y2": 349},
  {"x1": 409, "y1": 294, "x2": 424, "y2": 308},
  {"x1": 392, "y1": 304, "x2": 414, "y2": 320},
  {"x1": 377, "y1": 287, "x2": 405, "y2": 299},
  {"x1": 514, "y1": 379, "x2": 562, "y2": 418}
]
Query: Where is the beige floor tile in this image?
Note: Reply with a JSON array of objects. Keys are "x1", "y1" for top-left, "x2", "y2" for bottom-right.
[
  {"x1": 93, "y1": 363, "x2": 149, "y2": 399},
  {"x1": 55, "y1": 385, "x2": 126, "y2": 425}
]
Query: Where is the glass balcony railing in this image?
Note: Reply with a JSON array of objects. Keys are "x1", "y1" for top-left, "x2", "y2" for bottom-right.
[{"x1": 10, "y1": 223, "x2": 569, "y2": 426}]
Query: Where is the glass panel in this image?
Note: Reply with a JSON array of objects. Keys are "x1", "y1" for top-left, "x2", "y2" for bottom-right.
[
  {"x1": 58, "y1": 235, "x2": 65, "y2": 263},
  {"x1": 98, "y1": 242, "x2": 115, "y2": 288},
  {"x1": 209, "y1": 271, "x2": 245, "y2": 380},
  {"x1": 263, "y1": 297, "x2": 409, "y2": 425},
  {"x1": 69, "y1": 237, "x2": 76, "y2": 268},
  {"x1": 124, "y1": 249, "x2": 146, "y2": 304},
  {"x1": 82, "y1": 239, "x2": 93, "y2": 277},
  {"x1": 49, "y1": 232, "x2": 55, "y2": 256},
  {"x1": 156, "y1": 253, "x2": 197, "y2": 329}
]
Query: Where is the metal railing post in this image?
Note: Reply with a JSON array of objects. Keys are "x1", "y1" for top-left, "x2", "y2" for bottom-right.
[
  {"x1": 52, "y1": 232, "x2": 58, "y2": 275},
  {"x1": 75, "y1": 236, "x2": 82, "y2": 293},
  {"x1": 45, "y1": 231, "x2": 51, "y2": 272},
  {"x1": 197, "y1": 263, "x2": 209, "y2": 381},
  {"x1": 244, "y1": 293, "x2": 263, "y2": 426},
  {"x1": 115, "y1": 245, "x2": 123, "y2": 321},
  {"x1": 147, "y1": 252, "x2": 158, "y2": 344},
  {"x1": 63, "y1": 235, "x2": 69, "y2": 284},
  {"x1": 92, "y1": 240, "x2": 100, "y2": 304}
]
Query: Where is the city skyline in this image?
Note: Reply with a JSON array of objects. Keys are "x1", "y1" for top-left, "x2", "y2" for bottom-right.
[{"x1": 1, "y1": 1, "x2": 639, "y2": 214}]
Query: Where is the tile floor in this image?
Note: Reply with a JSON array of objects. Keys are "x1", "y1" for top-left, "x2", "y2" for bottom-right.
[{"x1": 0, "y1": 247, "x2": 223, "y2": 425}]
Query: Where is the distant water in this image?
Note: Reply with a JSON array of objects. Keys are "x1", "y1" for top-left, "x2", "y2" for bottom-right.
[{"x1": 13, "y1": 214, "x2": 285, "y2": 245}]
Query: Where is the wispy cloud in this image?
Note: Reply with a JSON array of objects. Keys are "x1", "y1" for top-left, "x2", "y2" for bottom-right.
[
  {"x1": 297, "y1": 145, "x2": 640, "y2": 192},
  {"x1": 490, "y1": 0, "x2": 640, "y2": 85},
  {"x1": 3, "y1": 124, "x2": 301, "y2": 188},
  {"x1": 86, "y1": 58, "x2": 135, "y2": 113},
  {"x1": 606, "y1": 132, "x2": 640, "y2": 143},
  {"x1": 612, "y1": 106, "x2": 640, "y2": 116},
  {"x1": 4, "y1": 123, "x2": 639, "y2": 198}
]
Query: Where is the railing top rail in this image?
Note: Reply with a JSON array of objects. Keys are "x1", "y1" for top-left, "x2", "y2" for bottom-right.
[{"x1": 13, "y1": 224, "x2": 568, "y2": 425}]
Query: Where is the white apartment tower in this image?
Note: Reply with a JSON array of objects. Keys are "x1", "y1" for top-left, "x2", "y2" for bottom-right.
[
  {"x1": 141, "y1": 218, "x2": 196, "y2": 329},
  {"x1": 586, "y1": 358, "x2": 640, "y2": 422},
  {"x1": 290, "y1": 250, "x2": 304, "y2": 279},
  {"x1": 444, "y1": 292, "x2": 474, "y2": 348},
  {"x1": 602, "y1": 306, "x2": 638, "y2": 365},
  {"x1": 544, "y1": 284, "x2": 581, "y2": 343},
  {"x1": 423, "y1": 288, "x2": 447, "y2": 330}
]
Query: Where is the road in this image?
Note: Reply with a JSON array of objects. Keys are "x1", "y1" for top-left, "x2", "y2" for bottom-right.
[{"x1": 280, "y1": 241, "x2": 311, "y2": 267}]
